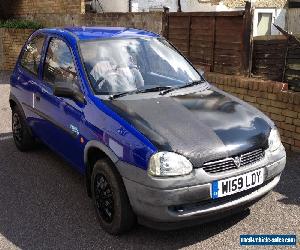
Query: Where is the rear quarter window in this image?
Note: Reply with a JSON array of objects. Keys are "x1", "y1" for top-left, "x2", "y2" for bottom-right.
[{"x1": 20, "y1": 35, "x2": 45, "y2": 76}]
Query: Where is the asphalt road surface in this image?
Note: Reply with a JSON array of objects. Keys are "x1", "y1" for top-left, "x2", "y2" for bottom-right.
[{"x1": 0, "y1": 72, "x2": 299, "y2": 249}]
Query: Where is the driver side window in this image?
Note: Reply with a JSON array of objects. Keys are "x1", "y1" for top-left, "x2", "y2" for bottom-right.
[{"x1": 43, "y1": 38, "x2": 78, "y2": 87}]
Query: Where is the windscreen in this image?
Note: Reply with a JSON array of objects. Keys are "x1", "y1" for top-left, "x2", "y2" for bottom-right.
[{"x1": 79, "y1": 38, "x2": 201, "y2": 95}]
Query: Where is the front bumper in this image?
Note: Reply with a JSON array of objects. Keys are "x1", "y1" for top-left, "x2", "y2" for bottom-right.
[{"x1": 117, "y1": 147, "x2": 286, "y2": 230}]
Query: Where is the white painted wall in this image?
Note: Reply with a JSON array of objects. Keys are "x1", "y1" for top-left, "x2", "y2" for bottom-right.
[
  {"x1": 133, "y1": 0, "x2": 176, "y2": 12},
  {"x1": 90, "y1": 0, "x2": 235, "y2": 13},
  {"x1": 91, "y1": 0, "x2": 129, "y2": 12},
  {"x1": 131, "y1": 0, "x2": 235, "y2": 12},
  {"x1": 181, "y1": 1, "x2": 235, "y2": 12}
]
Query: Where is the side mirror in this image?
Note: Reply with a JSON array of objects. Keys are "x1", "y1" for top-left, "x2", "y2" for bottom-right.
[
  {"x1": 197, "y1": 68, "x2": 207, "y2": 82},
  {"x1": 53, "y1": 82, "x2": 85, "y2": 104},
  {"x1": 197, "y1": 68, "x2": 205, "y2": 77}
]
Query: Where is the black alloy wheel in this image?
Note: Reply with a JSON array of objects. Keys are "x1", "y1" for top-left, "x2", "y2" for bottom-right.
[
  {"x1": 94, "y1": 173, "x2": 114, "y2": 223},
  {"x1": 11, "y1": 105, "x2": 36, "y2": 151},
  {"x1": 12, "y1": 112, "x2": 22, "y2": 143},
  {"x1": 91, "y1": 159, "x2": 136, "y2": 235}
]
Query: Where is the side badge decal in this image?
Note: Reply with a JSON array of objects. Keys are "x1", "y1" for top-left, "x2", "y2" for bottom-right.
[
  {"x1": 117, "y1": 127, "x2": 128, "y2": 136},
  {"x1": 70, "y1": 124, "x2": 80, "y2": 137}
]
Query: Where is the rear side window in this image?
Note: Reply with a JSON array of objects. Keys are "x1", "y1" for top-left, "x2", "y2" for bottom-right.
[
  {"x1": 20, "y1": 35, "x2": 45, "y2": 75},
  {"x1": 43, "y1": 38, "x2": 77, "y2": 85}
]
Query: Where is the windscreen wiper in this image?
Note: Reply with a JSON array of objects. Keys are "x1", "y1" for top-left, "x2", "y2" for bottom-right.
[
  {"x1": 109, "y1": 86, "x2": 172, "y2": 100},
  {"x1": 159, "y1": 80, "x2": 206, "y2": 96}
]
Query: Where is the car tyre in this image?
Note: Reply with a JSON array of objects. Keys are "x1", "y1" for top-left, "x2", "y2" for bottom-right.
[
  {"x1": 91, "y1": 158, "x2": 136, "y2": 235},
  {"x1": 11, "y1": 105, "x2": 35, "y2": 151}
]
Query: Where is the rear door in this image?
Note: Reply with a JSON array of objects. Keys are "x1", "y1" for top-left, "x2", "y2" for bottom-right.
[{"x1": 34, "y1": 37, "x2": 86, "y2": 170}]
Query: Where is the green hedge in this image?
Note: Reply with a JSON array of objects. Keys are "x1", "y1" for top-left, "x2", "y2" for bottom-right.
[{"x1": 0, "y1": 19, "x2": 42, "y2": 29}]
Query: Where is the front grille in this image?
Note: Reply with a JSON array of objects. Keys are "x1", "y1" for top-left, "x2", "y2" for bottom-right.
[{"x1": 202, "y1": 148, "x2": 265, "y2": 174}]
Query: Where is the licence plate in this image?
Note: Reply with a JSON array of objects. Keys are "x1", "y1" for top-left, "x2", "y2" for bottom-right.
[{"x1": 211, "y1": 168, "x2": 264, "y2": 199}]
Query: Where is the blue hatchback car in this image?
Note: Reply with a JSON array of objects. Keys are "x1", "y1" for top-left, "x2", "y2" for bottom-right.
[{"x1": 10, "y1": 27, "x2": 286, "y2": 235}]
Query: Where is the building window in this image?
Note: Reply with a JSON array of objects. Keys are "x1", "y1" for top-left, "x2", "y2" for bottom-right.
[{"x1": 257, "y1": 13, "x2": 272, "y2": 36}]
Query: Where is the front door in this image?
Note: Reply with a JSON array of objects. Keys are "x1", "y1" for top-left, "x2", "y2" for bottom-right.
[{"x1": 34, "y1": 37, "x2": 85, "y2": 170}]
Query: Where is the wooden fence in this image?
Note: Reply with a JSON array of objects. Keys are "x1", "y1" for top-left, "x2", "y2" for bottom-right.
[
  {"x1": 252, "y1": 36, "x2": 287, "y2": 81},
  {"x1": 252, "y1": 35, "x2": 300, "y2": 91},
  {"x1": 165, "y1": 2, "x2": 253, "y2": 76},
  {"x1": 284, "y1": 36, "x2": 300, "y2": 91}
]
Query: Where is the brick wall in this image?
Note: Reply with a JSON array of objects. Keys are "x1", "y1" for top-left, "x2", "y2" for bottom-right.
[
  {"x1": 80, "y1": 12, "x2": 165, "y2": 34},
  {"x1": 3, "y1": 0, "x2": 83, "y2": 17},
  {"x1": 3, "y1": 0, "x2": 164, "y2": 33},
  {"x1": 0, "y1": 12, "x2": 164, "y2": 71},
  {"x1": 0, "y1": 28, "x2": 34, "y2": 71},
  {"x1": 14, "y1": 12, "x2": 165, "y2": 35},
  {"x1": 205, "y1": 72, "x2": 300, "y2": 152}
]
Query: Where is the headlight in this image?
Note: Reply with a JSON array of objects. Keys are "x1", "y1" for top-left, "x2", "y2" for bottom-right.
[
  {"x1": 148, "y1": 152, "x2": 193, "y2": 177},
  {"x1": 268, "y1": 128, "x2": 282, "y2": 152}
]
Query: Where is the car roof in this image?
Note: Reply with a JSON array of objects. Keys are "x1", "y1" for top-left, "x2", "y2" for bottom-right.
[{"x1": 39, "y1": 26, "x2": 160, "y2": 41}]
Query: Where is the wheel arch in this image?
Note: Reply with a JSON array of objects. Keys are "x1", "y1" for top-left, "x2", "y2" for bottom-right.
[
  {"x1": 9, "y1": 94, "x2": 34, "y2": 136},
  {"x1": 9, "y1": 94, "x2": 22, "y2": 110},
  {"x1": 9, "y1": 98, "x2": 17, "y2": 108},
  {"x1": 84, "y1": 140, "x2": 119, "y2": 197},
  {"x1": 9, "y1": 94, "x2": 27, "y2": 119}
]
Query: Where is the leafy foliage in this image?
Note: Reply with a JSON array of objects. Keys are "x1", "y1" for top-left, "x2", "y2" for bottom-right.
[{"x1": 0, "y1": 19, "x2": 42, "y2": 29}]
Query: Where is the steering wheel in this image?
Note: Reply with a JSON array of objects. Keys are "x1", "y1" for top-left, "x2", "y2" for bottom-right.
[
  {"x1": 97, "y1": 71, "x2": 127, "y2": 93},
  {"x1": 128, "y1": 64, "x2": 139, "y2": 70},
  {"x1": 93, "y1": 76, "x2": 107, "y2": 92}
]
